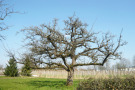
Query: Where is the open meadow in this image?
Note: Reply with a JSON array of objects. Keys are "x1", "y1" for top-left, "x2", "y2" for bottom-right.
[
  {"x1": 0, "y1": 69, "x2": 135, "y2": 90},
  {"x1": 0, "y1": 76, "x2": 80, "y2": 90}
]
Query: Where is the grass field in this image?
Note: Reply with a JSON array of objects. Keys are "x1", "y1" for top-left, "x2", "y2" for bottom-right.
[
  {"x1": 0, "y1": 70, "x2": 135, "y2": 90},
  {"x1": 0, "y1": 76, "x2": 80, "y2": 90}
]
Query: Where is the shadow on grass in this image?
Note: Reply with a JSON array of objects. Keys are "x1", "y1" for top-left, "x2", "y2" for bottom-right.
[{"x1": 27, "y1": 80, "x2": 67, "y2": 88}]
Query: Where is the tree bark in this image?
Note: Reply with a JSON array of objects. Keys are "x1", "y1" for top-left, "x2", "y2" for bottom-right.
[
  {"x1": 66, "y1": 69, "x2": 74, "y2": 86},
  {"x1": 66, "y1": 56, "x2": 76, "y2": 86}
]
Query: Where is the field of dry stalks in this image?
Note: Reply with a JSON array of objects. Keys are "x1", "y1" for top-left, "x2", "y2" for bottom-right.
[
  {"x1": 31, "y1": 69, "x2": 135, "y2": 79},
  {"x1": 1, "y1": 69, "x2": 135, "y2": 78}
]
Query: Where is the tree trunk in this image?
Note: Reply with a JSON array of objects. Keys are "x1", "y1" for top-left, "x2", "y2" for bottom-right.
[
  {"x1": 66, "y1": 56, "x2": 76, "y2": 86},
  {"x1": 66, "y1": 69, "x2": 74, "y2": 86}
]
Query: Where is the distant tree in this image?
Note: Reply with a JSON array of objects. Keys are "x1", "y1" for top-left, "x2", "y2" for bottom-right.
[
  {"x1": 21, "y1": 55, "x2": 32, "y2": 76},
  {"x1": 115, "y1": 58, "x2": 129, "y2": 70},
  {"x1": 0, "y1": 0, "x2": 16, "y2": 40},
  {"x1": 4, "y1": 57, "x2": 19, "y2": 77},
  {"x1": 115, "y1": 63, "x2": 125, "y2": 70},
  {"x1": 112, "y1": 65, "x2": 116, "y2": 70},
  {"x1": 133, "y1": 56, "x2": 135, "y2": 67},
  {"x1": 21, "y1": 15, "x2": 126, "y2": 86},
  {"x1": 105, "y1": 60, "x2": 111, "y2": 70},
  {"x1": 0, "y1": 64, "x2": 3, "y2": 70}
]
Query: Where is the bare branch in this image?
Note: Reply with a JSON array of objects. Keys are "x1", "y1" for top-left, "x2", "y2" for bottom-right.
[
  {"x1": 0, "y1": 0, "x2": 17, "y2": 40},
  {"x1": 72, "y1": 63, "x2": 102, "y2": 67},
  {"x1": 22, "y1": 15, "x2": 126, "y2": 73}
]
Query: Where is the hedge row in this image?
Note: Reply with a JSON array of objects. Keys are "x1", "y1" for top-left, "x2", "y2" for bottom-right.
[{"x1": 77, "y1": 76, "x2": 135, "y2": 90}]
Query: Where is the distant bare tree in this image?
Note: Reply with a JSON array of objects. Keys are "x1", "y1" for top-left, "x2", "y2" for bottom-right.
[
  {"x1": 115, "y1": 63, "x2": 125, "y2": 70},
  {"x1": 115, "y1": 58, "x2": 129, "y2": 70},
  {"x1": 21, "y1": 15, "x2": 126, "y2": 86},
  {"x1": 133, "y1": 56, "x2": 135, "y2": 67},
  {"x1": 0, "y1": 64, "x2": 3, "y2": 70},
  {"x1": 105, "y1": 60, "x2": 111, "y2": 70},
  {"x1": 0, "y1": 0, "x2": 15, "y2": 40}
]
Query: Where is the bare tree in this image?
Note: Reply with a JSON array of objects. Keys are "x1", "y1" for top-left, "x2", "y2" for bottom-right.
[
  {"x1": 105, "y1": 60, "x2": 111, "y2": 70},
  {"x1": 21, "y1": 15, "x2": 126, "y2": 86},
  {"x1": 115, "y1": 58, "x2": 129, "y2": 70},
  {"x1": 133, "y1": 56, "x2": 135, "y2": 67},
  {"x1": 0, "y1": 0, "x2": 15, "y2": 40},
  {"x1": 0, "y1": 64, "x2": 3, "y2": 70},
  {"x1": 115, "y1": 62, "x2": 125, "y2": 70}
]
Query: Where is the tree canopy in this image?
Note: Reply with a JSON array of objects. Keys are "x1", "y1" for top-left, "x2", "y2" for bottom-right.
[
  {"x1": 21, "y1": 15, "x2": 126, "y2": 85},
  {"x1": 4, "y1": 57, "x2": 19, "y2": 77}
]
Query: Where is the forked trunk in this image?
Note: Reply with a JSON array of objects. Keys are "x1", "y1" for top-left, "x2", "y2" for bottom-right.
[
  {"x1": 66, "y1": 56, "x2": 76, "y2": 86},
  {"x1": 66, "y1": 69, "x2": 74, "y2": 86}
]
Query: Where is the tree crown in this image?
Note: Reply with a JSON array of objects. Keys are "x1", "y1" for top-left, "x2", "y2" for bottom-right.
[{"x1": 21, "y1": 15, "x2": 126, "y2": 71}]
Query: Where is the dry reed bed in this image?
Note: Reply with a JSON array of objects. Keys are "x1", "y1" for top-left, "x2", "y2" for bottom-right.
[
  {"x1": 32, "y1": 69, "x2": 135, "y2": 79},
  {"x1": 1, "y1": 69, "x2": 135, "y2": 78}
]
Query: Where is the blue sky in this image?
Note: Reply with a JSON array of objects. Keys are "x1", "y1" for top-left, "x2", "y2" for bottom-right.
[{"x1": 0, "y1": 0, "x2": 135, "y2": 67}]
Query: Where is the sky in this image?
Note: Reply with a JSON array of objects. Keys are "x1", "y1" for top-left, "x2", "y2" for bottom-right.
[{"x1": 0, "y1": 0, "x2": 135, "y2": 67}]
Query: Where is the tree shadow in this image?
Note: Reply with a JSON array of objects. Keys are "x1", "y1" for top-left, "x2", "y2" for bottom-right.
[{"x1": 27, "y1": 80, "x2": 67, "y2": 88}]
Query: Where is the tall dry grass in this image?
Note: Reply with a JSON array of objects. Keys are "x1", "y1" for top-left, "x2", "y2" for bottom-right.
[
  {"x1": 1, "y1": 69, "x2": 135, "y2": 79},
  {"x1": 32, "y1": 69, "x2": 135, "y2": 79}
]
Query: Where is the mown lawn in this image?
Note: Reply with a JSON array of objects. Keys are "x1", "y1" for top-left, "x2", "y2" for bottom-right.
[{"x1": 0, "y1": 76, "x2": 81, "y2": 90}]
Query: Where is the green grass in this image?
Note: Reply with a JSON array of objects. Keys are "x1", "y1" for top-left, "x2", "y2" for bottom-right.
[{"x1": 0, "y1": 76, "x2": 81, "y2": 90}]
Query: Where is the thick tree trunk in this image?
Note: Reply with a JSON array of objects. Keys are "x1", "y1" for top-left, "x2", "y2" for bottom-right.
[
  {"x1": 66, "y1": 56, "x2": 76, "y2": 86},
  {"x1": 66, "y1": 69, "x2": 74, "y2": 86}
]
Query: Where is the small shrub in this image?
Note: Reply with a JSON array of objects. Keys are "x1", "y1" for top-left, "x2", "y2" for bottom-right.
[
  {"x1": 77, "y1": 76, "x2": 135, "y2": 90},
  {"x1": 21, "y1": 67, "x2": 32, "y2": 76},
  {"x1": 21, "y1": 56, "x2": 32, "y2": 76},
  {"x1": 4, "y1": 58, "x2": 19, "y2": 77}
]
